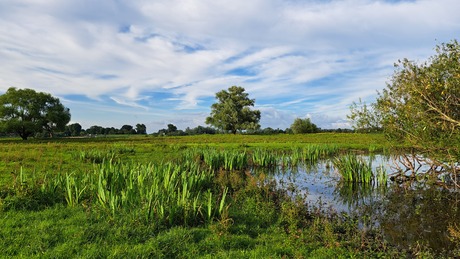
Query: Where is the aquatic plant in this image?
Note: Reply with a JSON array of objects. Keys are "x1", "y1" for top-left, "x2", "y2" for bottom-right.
[
  {"x1": 53, "y1": 159, "x2": 229, "y2": 226},
  {"x1": 251, "y1": 148, "x2": 278, "y2": 167},
  {"x1": 333, "y1": 154, "x2": 373, "y2": 184}
]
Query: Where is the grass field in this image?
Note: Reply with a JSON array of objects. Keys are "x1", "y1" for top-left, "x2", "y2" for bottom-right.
[{"x1": 0, "y1": 133, "x2": 451, "y2": 258}]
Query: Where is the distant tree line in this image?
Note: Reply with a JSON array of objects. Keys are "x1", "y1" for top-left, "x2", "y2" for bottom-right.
[
  {"x1": 64, "y1": 123, "x2": 147, "y2": 137},
  {"x1": 152, "y1": 124, "x2": 217, "y2": 136},
  {"x1": 0, "y1": 85, "x2": 354, "y2": 140},
  {"x1": 150, "y1": 122, "x2": 353, "y2": 137}
]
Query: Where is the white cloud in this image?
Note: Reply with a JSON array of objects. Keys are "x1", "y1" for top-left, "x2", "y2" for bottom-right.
[{"x1": 1, "y1": 0, "x2": 460, "y2": 130}]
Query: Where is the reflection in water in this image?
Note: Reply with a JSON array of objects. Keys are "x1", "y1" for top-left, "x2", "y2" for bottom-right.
[
  {"x1": 267, "y1": 155, "x2": 460, "y2": 253},
  {"x1": 378, "y1": 186, "x2": 460, "y2": 253}
]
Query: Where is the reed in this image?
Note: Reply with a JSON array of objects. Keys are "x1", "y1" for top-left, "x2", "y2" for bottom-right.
[
  {"x1": 186, "y1": 148, "x2": 249, "y2": 171},
  {"x1": 251, "y1": 149, "x2": 278, "y2": 167},
  {"x1": 64, "y1": 173, "x2": 87, "y2": 207},
  {"x1": 333, "y1": 154, "x2": 373, "y2": 184},
  {"x1": 44, "y1": 158, "x2": 229, "y2": 226},
  {"x1": 223, "y1": 150, "x2": 248, "y2": 171},
  {"x1": 375, "y1": 165, "x2": 388, "y2": 187},
  {"x1": 289, "y1": 144, "x2": 339, "y2": 167},
  {"x1": 74, "y1": 150, "x2": 116, "y2": 164}
]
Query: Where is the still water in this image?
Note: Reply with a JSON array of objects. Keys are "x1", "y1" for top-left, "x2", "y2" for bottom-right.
[{"x1": 270, "y1": 155, "x2": 460, "y2": 253}]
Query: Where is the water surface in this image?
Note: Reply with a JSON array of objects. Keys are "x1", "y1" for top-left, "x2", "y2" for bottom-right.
[{"x1": 269, "y1": 155, "x2": 460, "y2": 253}]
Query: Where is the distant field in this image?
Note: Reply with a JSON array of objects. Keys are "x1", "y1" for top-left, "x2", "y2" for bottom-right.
[{"x1": 0, "y1": 133, "x2": 389, "y2": 182}]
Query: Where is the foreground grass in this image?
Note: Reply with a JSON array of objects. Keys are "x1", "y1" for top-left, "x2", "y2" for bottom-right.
[
  {"x1": 0, "y1": 206, "x2": 384, "y2": 258},
  {"x1": 0, "y1": 133, "x2": 448, "y2": 258}
]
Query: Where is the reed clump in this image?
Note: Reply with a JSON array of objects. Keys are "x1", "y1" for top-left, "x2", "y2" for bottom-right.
[
  {"x1": 10, "y1": 159, "x2": 230, "y2": 227},
  {"x1": 182, "y1": 148, "x2": 249, "y2": 171},
  {"x1": 333, "y1": 154, "x2": 374, "y2": 184},
  {"x1": 251, "y1": 148, "x2": 278, "y2": 168},
  {"x1": 290, "y1": 144, "x2": 339, "y2": 167}
]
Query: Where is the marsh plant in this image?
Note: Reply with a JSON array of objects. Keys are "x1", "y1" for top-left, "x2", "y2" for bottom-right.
[
  {"x1": 290, "y1": 144, "x2": 339, "y2": 167},
  {"x1": 10, "y1": 159, "x2": 230, "y2": 227},
  {"x1": 182, "y1": 148, "x2": 249, "y2": 171},
  {"x1": 251, "y1": 148, "x2": 278, "y2": 168},
  {"x1": 333, "y1": 154, "x2": 374, "y2": 184},
  {"x1": 74, "y1": 150, "x2": 116, "y2": 164}
]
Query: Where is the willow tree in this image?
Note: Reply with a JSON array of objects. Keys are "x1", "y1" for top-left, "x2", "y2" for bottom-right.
[
  {"x1": 206, "y1": 86, "x2": 261, "y2": 134},
  {"x1": 0, "y1": 87, "x2": 71, "y2": 140},
  {"x1": 380, "y1": 41, "x2": 460, "y2": 157},
  {"x1": 349, "y1": 40, "x2": 460, "y2": 177}
]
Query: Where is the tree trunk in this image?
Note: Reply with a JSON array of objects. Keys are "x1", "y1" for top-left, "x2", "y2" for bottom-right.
[{"x1": 19, "y1": 127, "x2": 28, "y2": 140}]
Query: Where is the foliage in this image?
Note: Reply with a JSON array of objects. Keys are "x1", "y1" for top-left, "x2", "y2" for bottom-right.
[
  {"x1": 378, "y1": 40, "x2": 460, "y2": 158},
  {"x1": 347, "y1": 98, "x2": 382, "y2": 133},
  {"x1": 120, "y1": 124, "x2": 136, "y2": 134},
  {"x1": 290, "y1": 118, "x2": 319, "y2": 134},
  {"x1": 65, "y1": 123, "x2": 82, "y2": 136},
  {"x1": 185, "y1": 125, "x2": 216, "y2": 135},
  {"x1": 135, "y1": 123, "x2": 147, "y2": 134},
  {"x1": 83, "y1": 124, "x2": 147, "y2": 135},
  {"x1": 154, "y1": 123, "x2": 186, "y2": 136},
  {"x1": 206, "y1": 86, "x2": 261, "y2": 134},
  {"x1": 348, "y1": 40, "x2": 460, "y2": 174},
  {"x1": 0, "y1": 87, "x2": 71, "y2": 140}
]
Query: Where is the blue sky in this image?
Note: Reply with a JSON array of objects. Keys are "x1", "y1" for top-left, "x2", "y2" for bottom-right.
[{"x1": 1, "y1": 0, "x2": 459, "y2": 132}]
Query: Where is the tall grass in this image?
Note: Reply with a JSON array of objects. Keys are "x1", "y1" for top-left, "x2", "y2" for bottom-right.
[
  {"x1": 333, "y1": 154, "x2": 373, "y2": 184},
  {"x1": 181, "y1": 145, "x2": 339, "y2": 172},
  {"x1": 333, "y1": 154, "x2": 389, "y2": 188},
  {"x1": 30, "y1": 159, "x2": 230, "y2": 226},
  {"x1": 290, "y1": 144, "x2": 339, "y2": 167},
  {"x1": 74, "y1": 150, "x2": 116, "y2": 164},
  {"x1": 182, "y1": 148, "x2": 248, "y2": 171},
  {"x1": 251, "y1": 148, "x2": 278, "y2": 167}
]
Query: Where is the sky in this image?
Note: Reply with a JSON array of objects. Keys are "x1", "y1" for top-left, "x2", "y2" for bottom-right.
[{"x1": 1, "y1": 0, "x2": 460, "y2": 133}]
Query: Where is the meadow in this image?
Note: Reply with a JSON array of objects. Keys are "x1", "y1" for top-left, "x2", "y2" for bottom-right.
[{"x1": 0, "y1": 133, "x2": 457, "y2": 258}]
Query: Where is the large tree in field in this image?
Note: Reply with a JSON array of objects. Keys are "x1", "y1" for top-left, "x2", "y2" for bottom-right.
[
  {"x1": 0, "y1": 87, "x2": 71, "y2": 140},
  {"x1": 206, "y1": 86, "x2": 261, "y2": 134},
  {"x1": 349, "y1": 40, "x2": 460, "y2": 175}
]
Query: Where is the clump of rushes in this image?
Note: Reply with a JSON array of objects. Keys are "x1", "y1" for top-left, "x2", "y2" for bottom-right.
[
  {"x1": 333, "y1": 154, "x2": 373, "y2": 184},
  {"x1": 223, "y1": 150, "x2": 248, "y2": 171},
  {"x1": 375, "y1": 164, "x2": 388, "y2": 187},
  {"x1": 185, "y1": 148, "x2": 249, "y2": 171},
  {"x1": 75, "y1": 150, "x2": 116, "y2": 164},
  {"x1": 55, "y1": 159, "x2": 229, "y2": 226},
  {"x1": 291, "y1": 144, "x2": 339, "y2": 167},
  {"x1": 251, "y1": 148, "x2": 277, "y2": 167}
]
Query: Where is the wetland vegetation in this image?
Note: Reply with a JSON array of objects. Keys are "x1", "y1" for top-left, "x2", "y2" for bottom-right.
[{"x1": 0, "y1": 133, "x2": 459, "y2": 258}]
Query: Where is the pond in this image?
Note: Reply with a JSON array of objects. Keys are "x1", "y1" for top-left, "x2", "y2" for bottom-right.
[{"x1": 269, "y1": 155, "x2": 460, "y2": 253}]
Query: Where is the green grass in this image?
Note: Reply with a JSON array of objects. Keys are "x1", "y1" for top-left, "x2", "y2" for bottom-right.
[{"x1": 0, "y1": 133, "x2": 448, "y2": 257}]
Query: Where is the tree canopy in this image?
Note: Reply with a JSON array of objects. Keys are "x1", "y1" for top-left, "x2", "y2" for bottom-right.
[
  {"x1": 135, "y1": 123, "x2": 147, "y2": 134},
  {"x1": 349, "y1": 40, "x2": 460, "y2": 171},
  {"x1": 65, "y1": 123, "x2": 82, "y2": 136},
  {"x1": 347, "y1": 99, "x2": 382, "y2": 133},
  {"x1": 206, "y1": 86, "x2": 261, "y2": 134},
  {"x1": 0, "y1": 87, "x2": 71, "y2": 140},
  {"x1": 290, "y1": 118, "x2": 319, "y2": 134}
]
